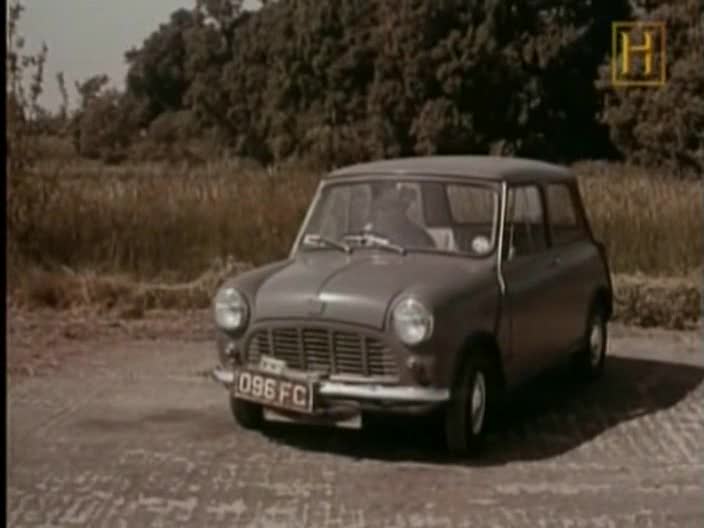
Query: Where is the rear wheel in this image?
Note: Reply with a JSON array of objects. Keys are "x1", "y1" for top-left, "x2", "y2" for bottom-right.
[
  {"x1": 444, "y1": 353, "x2": 497, "y2": 457},
  {"x1": 574, "y1": 304, "x2": 608, "y2": 381},
  {"x1": 229, "y1": 396, "x2": 262, "y2": 429}
]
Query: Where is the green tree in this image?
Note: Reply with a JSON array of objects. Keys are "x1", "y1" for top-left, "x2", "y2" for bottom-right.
[
  {"x1": 72, "y1": 75, "x2": 143, "y2": 161},
  {"x1": 368, "y1": 0, "x2": 631, "y2": 160},
  {"x1": 184, "y1": 0, "x2": 247, "y2": 138},
  {"x1": 259, "y1": 0, "x2": 377, "y2": 164},
  {"x1": 598, "y1": 0, "x2": 704, "y2": 175},
  {"x1": 120, "y1": 0, "x2": 633, "y2": 167},
  {"x1": 6, "y1": 0, "x2": 49, "y2": 170},
  {"x1": 125, "y1": 9, "x2": 199, "y2": 123}
]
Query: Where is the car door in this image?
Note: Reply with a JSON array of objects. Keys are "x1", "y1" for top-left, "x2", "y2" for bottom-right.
[
  {"x1": 500, "y1": 184, "x2": 565, "y2": 383},
  {"x1": 542, "y1": 181, "x2": 599, "y2": 357}
]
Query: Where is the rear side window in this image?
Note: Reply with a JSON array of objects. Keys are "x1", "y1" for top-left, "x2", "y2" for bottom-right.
[
  {"x1": 504, "y1": 185, "x2": 548, "y2": 258},
  {"x1": 546, "y1": 184, "x2": 586, "y2": 245}
]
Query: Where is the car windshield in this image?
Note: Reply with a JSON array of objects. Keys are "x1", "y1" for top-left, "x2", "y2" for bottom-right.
[{"x1": 299, "y1": 179, "x2": 499, "y2": 257}]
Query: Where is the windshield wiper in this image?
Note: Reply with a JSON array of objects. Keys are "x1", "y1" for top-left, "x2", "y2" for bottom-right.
[
  {"x1": 343, "y1": 232, "x2": 406, "y2": 255},
  {"x1": 302, "y1": 233, "x2": 351, "y2": 253}
]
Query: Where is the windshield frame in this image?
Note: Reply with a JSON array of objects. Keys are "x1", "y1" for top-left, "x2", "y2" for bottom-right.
[{"x1": 290, "y1": 173, "x2": 502, "y2": 260}]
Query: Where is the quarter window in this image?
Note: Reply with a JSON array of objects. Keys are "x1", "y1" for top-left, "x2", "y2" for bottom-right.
[
  {"x1": 504, "y1": 186, "x2": 547, "y2": 259},
  {"x1": 546, "y1": 184, "x2": 586, "y2": 245}
]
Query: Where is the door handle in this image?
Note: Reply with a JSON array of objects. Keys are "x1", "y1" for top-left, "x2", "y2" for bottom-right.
[{"x1": 550, "y1": 256, "x2": 562, "y2": 267}]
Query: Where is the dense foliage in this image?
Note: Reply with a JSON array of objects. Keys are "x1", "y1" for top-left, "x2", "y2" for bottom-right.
[
  {"x1": 9, "y1": 0, "x2": 703, "y2": 174},
  {"x1": 597, "y1": 0, "x2": 704, "y2": 175},
  {"x1": 118, "y1": 0, "x2": 635, "y2": 166}
]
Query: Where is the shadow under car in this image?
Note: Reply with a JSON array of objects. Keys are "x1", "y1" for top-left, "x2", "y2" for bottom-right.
[{"x1": 259, "y1": 354, "x2": 704, "y2": 465}]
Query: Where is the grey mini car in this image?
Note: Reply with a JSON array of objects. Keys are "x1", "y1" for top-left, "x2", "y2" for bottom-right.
[{"x1": 212, "y1": 156, "x2": 613, "y2": 456}]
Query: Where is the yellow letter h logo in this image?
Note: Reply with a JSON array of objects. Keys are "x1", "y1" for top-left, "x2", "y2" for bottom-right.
[
  {"x1": 621, "y1": 30, "x2": 654, "y2": 76},
  {"x1": 612, "y1": 22, "x2": 666, "y2": 87}
]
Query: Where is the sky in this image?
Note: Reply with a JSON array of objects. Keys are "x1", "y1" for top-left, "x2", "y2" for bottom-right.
[{"x1": 20, "y1": 0, "x2": 259, "y2": 111}]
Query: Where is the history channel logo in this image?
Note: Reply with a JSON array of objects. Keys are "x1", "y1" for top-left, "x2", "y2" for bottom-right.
[{"x1": 611, "y1": 21, "x2": 667, "y2": 87}]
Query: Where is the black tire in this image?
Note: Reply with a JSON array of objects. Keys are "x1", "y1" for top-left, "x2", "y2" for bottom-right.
[
  {"x1": 444, "y1": 353, "x2": 497, "y2": 457},
  {"x1": 229, "y1": 396, "x2": 262, "y2": 429},
  {"x1": 573, "y1": 303, "x2": 608, "y2": 381}
]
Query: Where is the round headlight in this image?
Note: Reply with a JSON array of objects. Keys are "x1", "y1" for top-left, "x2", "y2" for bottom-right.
[
  {"x1": 214, "y1": 287, "x2": 249, "y2": 332},
  {"x1": 392, "y1": 297, "x2": 433, "y2": 345}
]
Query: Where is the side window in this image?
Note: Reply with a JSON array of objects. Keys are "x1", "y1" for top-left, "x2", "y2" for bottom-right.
[
  {"x1": 447, "y1": 185, "x2": 496, "y2": 224},
  {"x1": 546, "y1": 184, "x2": 586, "y2": 245},
  {"x1": 504, "y1": 185, "x2": 547, "y2": 259},
  {"x1": 446, "y1": 185, "x2": 498, "y2": 254}
]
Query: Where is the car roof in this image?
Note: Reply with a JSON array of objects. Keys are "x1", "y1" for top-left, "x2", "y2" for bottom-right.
[{"x1": 327, "y1": 155, "x2": 573, "y2": 183}]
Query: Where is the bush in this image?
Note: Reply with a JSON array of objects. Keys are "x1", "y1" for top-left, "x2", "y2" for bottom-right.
[
  {"x1": 612, "y1": 274, "x2": 701, "y2": 329},
  {"x1": 75, "y1": 89, "x2": 139, "y2": 162}
]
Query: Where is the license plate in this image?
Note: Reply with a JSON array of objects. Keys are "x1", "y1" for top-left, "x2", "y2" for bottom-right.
[{"x1": 233, "y1": 369, "x2": 313, "y2": 413}]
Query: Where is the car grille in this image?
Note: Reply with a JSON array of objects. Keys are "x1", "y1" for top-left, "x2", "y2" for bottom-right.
[{"x1": 246, "y1": 327, "x2": 398, "y2": 378}]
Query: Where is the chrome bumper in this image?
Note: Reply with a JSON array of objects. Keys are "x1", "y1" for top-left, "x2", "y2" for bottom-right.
[
  {"x1": 211, "y1": 366, "x2": 449, "y2": 404},
  {"x1": 212, "y1": 366, "x2": 235, "y2": 385}
]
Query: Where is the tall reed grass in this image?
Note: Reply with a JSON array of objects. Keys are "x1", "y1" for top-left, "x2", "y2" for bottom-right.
[
  {"x1": 8, "y1": 161, "x2": 319, "y2": 282},
  {"x1": 576, "y1": 163, "x2": 702, "y2": 276},
  {"x1": 7, "y1": 160, "x2": 702, "y2": 286}
]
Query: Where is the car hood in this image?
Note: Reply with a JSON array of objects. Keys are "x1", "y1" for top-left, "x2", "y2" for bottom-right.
[{"x1": 251, "y1": 251, "x2": 490, "y2": 329}]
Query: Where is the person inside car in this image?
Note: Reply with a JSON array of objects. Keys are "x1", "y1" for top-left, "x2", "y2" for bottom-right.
[{"x1": 364, "y1": 182, "x2": 436, "y2": 249}]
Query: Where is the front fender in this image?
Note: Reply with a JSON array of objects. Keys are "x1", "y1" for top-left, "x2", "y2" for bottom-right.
[
  {"x1": 423, "y1": 280, "x2": 501, "y2": 388},
  {"x1": 215, "y1": 259, "x2": 291, "y2": 364}
]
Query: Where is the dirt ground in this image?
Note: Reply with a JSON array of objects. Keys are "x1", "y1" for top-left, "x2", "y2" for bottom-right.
[{"x1": 6, "y1": 309, "x2": 704, "y2": 527}]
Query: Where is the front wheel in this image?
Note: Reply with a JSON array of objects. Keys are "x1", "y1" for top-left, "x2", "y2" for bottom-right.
[
  {"x1": 229, "y1": 396, "x2": 262, "y2": 429},
  {"x1": 444, "y1": 354, "x2": 496, "y2": 457}
]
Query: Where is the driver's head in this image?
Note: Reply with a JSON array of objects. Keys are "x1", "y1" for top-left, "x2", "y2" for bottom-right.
[{"x1": 371, "y1": 181, "x2": 409, "y2": 213}]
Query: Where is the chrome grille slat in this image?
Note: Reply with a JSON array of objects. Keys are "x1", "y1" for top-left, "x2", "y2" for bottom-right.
[{"x1": 246, "y1": 326, "x2": 398, "y2": 378}]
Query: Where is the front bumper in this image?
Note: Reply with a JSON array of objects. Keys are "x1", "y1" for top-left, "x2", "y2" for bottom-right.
[{"x1": 211, "y1": 365, "x2": 449, "y2": 414}]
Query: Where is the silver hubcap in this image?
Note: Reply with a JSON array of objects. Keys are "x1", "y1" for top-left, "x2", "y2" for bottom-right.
[
  {"x1": 589, "y1": 318, "x2": 604, "y2": 368},
  {"x1": 470, "y1": 372, "x2": 486, "y2": 435}
]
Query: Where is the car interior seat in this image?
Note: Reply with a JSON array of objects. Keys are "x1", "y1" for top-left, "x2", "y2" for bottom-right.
[{"x1": 426, "y1": 227, "x2": 457, "y2": 251}]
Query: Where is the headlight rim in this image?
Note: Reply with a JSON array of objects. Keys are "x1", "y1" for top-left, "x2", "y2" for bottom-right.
[
  {"x1": 213, "y1": 286, "x2": 249, "y2": 333},
  {"x1": 391, "y1": 296, "x2": 434, "y2": 346}
]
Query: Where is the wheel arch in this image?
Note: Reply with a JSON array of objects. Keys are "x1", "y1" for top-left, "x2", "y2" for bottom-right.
[
  {"x1": 452, "y1": 331, "x2": 507, "y2": 394},
  {"x1": 592, "y1": 285, "x2": 613, "y2": 320}
]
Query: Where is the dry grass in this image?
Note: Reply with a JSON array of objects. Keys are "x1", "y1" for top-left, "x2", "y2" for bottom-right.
[
  {"x1": 575, "y1": 162, "x2": 703, "y2": 276},
  {"x1": 8, "y1": 160, "x2": 319, "y2": 282},
  {"x1": 8, "y1": 159, "x2": 702, "y2": 280},
  {"x1": 9, "y1": 257, "x2": 250, "y2": 318}
]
